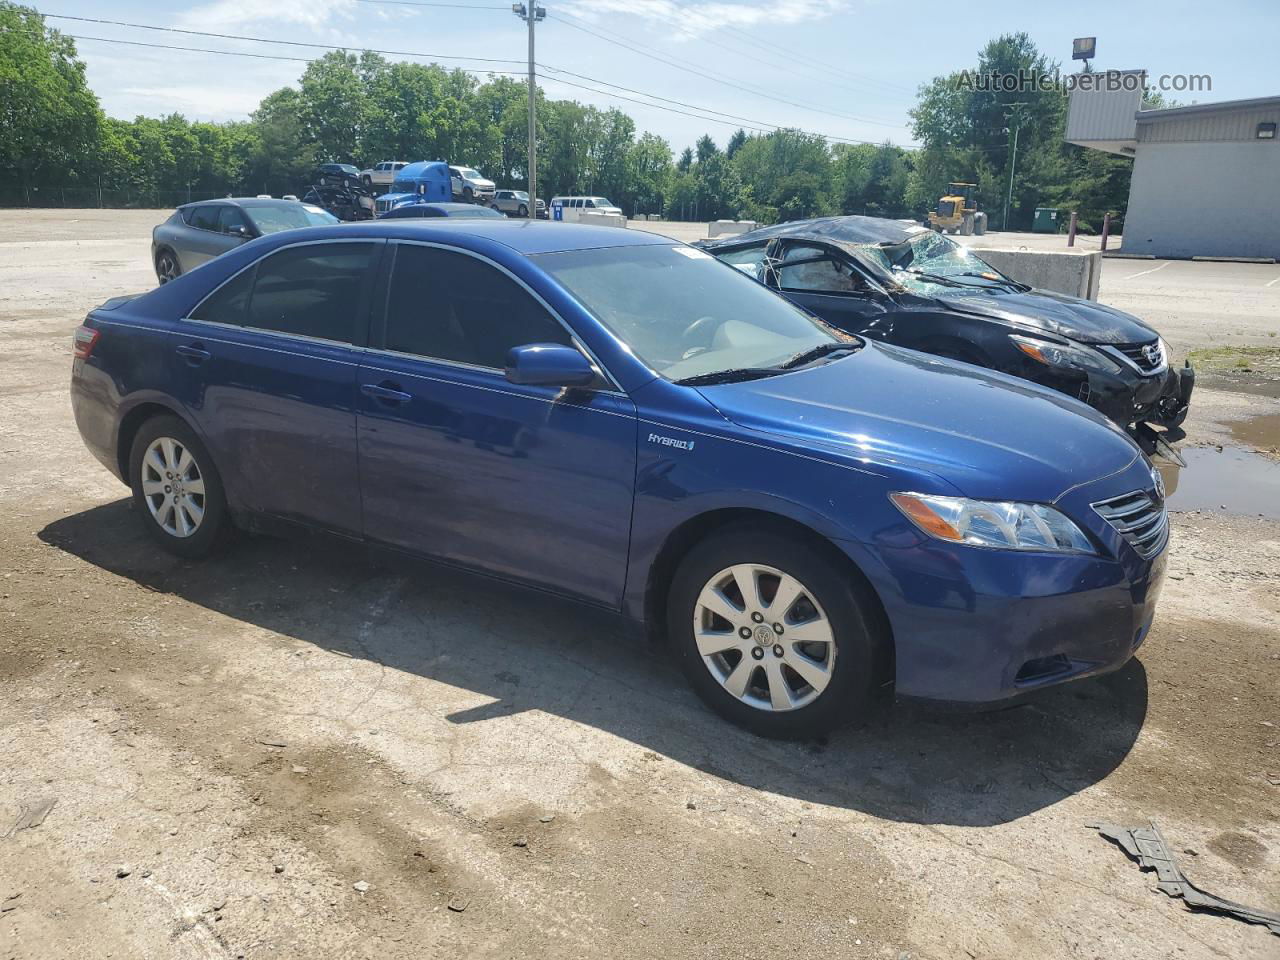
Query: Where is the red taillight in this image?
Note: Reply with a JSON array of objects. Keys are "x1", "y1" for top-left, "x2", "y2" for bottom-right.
[{"x1": 73, "y1": 324, "x2": 100, "y2": 360}]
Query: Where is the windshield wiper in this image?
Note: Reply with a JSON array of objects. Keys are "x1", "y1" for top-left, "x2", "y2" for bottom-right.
[
  {"x1": 958, "y1": 271, "x2": 1031, "y2": 292},
  {"x1": 674, "y1": 367, "x2": 780, "y2": 386},
  {"x1": 776, "y1": 341, "x2": 861, "y2": 370},
  {"x1": 902, "y1": 269, "x2": 996, "y2": 289}
]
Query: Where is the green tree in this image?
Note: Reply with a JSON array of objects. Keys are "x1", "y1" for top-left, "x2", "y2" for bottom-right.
[{"x1": 0, "y1": 3, "x2": 102, "y2": 195}]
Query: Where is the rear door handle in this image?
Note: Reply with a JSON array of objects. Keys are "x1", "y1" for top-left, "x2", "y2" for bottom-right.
[
  {"x1": 360, "y1": 382, "x2": 413, "y2": 404},
  {"x1": 175, "y1": 344, "x2": 211, "y2": 365}
]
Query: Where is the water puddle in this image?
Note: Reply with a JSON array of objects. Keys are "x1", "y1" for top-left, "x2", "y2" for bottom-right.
[
  {"x1": 1228, "y1": 411, "x2": 1280, "y2": 452},
  {"x1": 1157, "y1": 445, "x2": 1280, "y2": 518}
]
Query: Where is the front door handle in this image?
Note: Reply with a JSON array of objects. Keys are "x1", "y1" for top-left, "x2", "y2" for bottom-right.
[
  {"x1": 175, "y1": 344, "x2": 211, "y2": 365},
  {"x1": 360, "y1": 382, "x2": 413, "y2": 404}
]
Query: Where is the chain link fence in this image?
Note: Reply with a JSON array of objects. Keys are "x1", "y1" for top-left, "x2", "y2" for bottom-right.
[{"x1": 0, "y1": 186, "x2": 252, "y2": 209}]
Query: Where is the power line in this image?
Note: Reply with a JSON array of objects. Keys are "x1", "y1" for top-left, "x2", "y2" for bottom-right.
[
  {"x1": 63, "y1": 32, "x2": 846, "y2": 140},
  {"x1": 52, "y1": 13, "x2": 913, "y2": 147},
  {"x1": 545, "y1": 11, "x2": 907, "y2": 131},
  {"x1": 715, "y1": 22, "x2": 917, "y2": 96},
  {"x1": 351, "y1": 0, "x2": 508, "y2": 7},
  {"x1": 67, "y1": 33, "x2": 525, "y2": 75},
  {"x1": 44, "y1": 13, "x2": 527, "y2": 65}
]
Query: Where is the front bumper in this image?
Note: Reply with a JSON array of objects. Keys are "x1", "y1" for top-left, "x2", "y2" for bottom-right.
[
  {"x1": 1083, "y1": 360, "x2": 1194, "y2": 430},
  {"x1": 844, "y1": 461, "x2": 1166, "y2": 703}
]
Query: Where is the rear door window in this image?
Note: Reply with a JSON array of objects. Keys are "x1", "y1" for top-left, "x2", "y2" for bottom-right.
[
  {"x1": 716, "y1": 243, "x2": 770, "y2": 278},
  {"x1": 381, "y1": 244, "x2": 571, "y2": 369},
  {"x1": 243, "y1": 243, "x2": 379, "y2": 343},
  {"x1": 188, "y1": 205, "x2": 221, "y2": 231}
]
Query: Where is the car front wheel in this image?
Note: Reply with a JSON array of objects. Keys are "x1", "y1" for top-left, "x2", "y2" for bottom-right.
[
  {"x1": 518, "y1": 204, "x2": 528, "y2": 217},
  {"x1": 668, "y1": 526, "x2": 884, "y2": 738},
  {"x1": 129, "y1": 415, "x2": 230, "y2": 558}
]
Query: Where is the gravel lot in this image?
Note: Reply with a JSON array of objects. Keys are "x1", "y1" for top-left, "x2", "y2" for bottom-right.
[{"x1": 2, "y1": 209, "x2": 1278, "y2": 960}]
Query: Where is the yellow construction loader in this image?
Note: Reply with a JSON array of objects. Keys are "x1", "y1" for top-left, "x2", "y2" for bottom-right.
[{"x1": 928, "y1": 182, "x2": 987, "y2": 236}]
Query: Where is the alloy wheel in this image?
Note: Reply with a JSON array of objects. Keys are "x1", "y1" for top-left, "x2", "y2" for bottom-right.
[
  {"x1": 141, "y1": 436, "x2": 206, "y2": 538},
  {"x1": 692, "y1": 564, "x2": 836, "y2": 712},
  {"x1": 156, "y1": 252, "x2": 178, "y2": 284}
]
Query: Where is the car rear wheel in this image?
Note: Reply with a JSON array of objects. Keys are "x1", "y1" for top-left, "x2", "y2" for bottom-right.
[
  {"x1": 155, "y1": 248, "x2": 180, "y2": 284},
  {"x1": 129, "y1": 416, "x2": 230, "y2": 559},
  {"x1": 668, "y1": 526, "x2": 884, "y2": 738}
]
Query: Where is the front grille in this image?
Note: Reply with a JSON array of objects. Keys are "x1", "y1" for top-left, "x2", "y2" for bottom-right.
[
  {"x1": 1104, "y1": 339, "x2": 1165, "y2": 375},
  {"x1": 1091, "y1": 490, "x2": 1168, "y2": 558}
]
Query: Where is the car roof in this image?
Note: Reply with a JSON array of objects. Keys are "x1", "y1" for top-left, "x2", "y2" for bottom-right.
[
  {"x1": 385, "y1": 202, "x2": 500, "y2": 217},
  {"x1": 323, "y1": 219, "x2": 673, "y2": 254},
  {"x1": 705, "y1": 215, "x2": 924, "y2": 250},
  {"x1": 180, "y1": 197, "x2": 309, "y2": 210}
]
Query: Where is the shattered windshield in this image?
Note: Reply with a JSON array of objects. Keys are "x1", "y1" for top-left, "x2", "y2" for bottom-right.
[{"x1": 857, "y1": 231, "x2": 1016, "y2": 294}]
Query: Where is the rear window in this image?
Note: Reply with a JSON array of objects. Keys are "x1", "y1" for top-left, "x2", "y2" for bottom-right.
[
  {"x1": 186, "y1": 205, "x2": 220, "y2": 231},
  {"x1": 242, "y1": 203, "x2": 339, "y2": 234}
]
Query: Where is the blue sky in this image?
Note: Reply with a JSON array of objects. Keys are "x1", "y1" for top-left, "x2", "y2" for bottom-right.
[{"x1": 37, "y1": 0, "x2": 1280, "y2": 153}]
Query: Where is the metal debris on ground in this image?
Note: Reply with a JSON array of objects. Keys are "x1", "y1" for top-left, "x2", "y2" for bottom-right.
[
  {"x1": 1092, "y1": 822, "x2": 1280, "y2": 935},
  {"x1": 2, "y1": 798, "x2": 57, "y2": 839}
]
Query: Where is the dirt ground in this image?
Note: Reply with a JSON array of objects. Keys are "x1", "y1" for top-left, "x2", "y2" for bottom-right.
[{"x1": 2, "y1": 209, "x2": 1278, "y2": 960}]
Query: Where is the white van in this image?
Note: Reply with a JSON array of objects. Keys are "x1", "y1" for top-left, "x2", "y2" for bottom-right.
[{"x1": 550, "y1": 196, "x2": 624, "y2": 222}]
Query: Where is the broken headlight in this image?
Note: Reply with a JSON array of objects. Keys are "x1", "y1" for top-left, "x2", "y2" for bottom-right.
[
  {"x1": 890, "y1": 493, "x2": 1096, "y2": 553},
  {"x1": 1010, "y1": 334, "x2": 1122, "y2": 375}
]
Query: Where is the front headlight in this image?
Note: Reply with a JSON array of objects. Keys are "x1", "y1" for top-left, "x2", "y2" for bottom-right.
[
  {"x1": 890, "y1": 492, "x2": 1096, "y2": 553},
  {"x1": 1010, "y1": 334, "x2": 1121, "y2": 375}
]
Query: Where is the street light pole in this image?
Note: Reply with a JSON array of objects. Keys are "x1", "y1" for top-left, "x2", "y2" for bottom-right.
[
  {"x1": 513, "y1": 3, "x2": 545, "y2": 208},
  {"x1": 1002, "y1": 102, "x2": 1028, "y2": 231}
]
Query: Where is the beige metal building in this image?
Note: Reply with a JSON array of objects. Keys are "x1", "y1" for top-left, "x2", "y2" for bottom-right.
[{"x1": 1067, "y1": 75, "x2": 1279, "y2": 259}]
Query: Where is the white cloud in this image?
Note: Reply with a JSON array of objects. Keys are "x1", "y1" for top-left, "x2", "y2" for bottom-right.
[
  {"x1": 176, "y1": 0, "x2": 359, "y2": 31},
  {"x1": 121, "y1": 85, "x2": 274, "y2": 118},
  {"x1": 559, "y1": 0, "x2": 849, "y2": 38}
]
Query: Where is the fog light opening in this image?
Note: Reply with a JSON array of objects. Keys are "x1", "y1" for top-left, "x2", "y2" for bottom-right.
[{"x1": 1015, "y1": 654, "x2": 1073, "y2": 684}]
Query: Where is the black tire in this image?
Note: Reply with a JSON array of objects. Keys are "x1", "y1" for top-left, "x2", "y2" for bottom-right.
[
  {"x1": 667, "y1": 525, "x2": 886, "y2": 739},
  {"x1": 155, "y1": 248, "x2": 181, "y2": 284},
  {"x1": 518, "y1": 204, "x2": 528, "y2": 218},
  {"x1": 362, "y1": 175, "x2": 372, "y2": 188},
  {"x1": 463, "y1": 186, "x2": 474, "y2": 202},
  {"x1": 128, "y1": 415, "x2": 230, "y2": 559}
]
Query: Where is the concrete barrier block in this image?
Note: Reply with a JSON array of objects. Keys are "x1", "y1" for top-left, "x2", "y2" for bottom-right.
[
  {"x1": 580, "y1": 211, "x2": 627, "y2": 228},
  {"x1": 971, "y1": 248, "x2": 1102, "y2": 300},
  {"x1": 707, "y1": 219, "x2": 759, "y2": 238}
]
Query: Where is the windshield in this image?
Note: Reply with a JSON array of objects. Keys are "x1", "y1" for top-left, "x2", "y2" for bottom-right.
[
  {"x1": 857, "y1": 230, "x2": 1013, "y2": 294},
  {"x1": 243, "y1": 203, "x2": 339, "y2": 234},
  {"x1": 536, "y1": 244, "x2": 842, "y2": 381},
  {"x1": 512, "y1": 191, "x2": 529, "y2": 200},
  {"x1": 593, "y1": 198, "x2": 617, "y2": 208},
  {"x1": 458, "y1": 168, "x2": 480, "y2": 178}
]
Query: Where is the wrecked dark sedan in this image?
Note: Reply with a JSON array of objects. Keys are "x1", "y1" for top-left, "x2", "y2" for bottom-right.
[{"x1": 704, "y1": 216, "x2": 1194, "y2": 449}]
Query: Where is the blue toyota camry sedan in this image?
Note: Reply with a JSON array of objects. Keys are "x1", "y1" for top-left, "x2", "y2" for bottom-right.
[{"x1": 71, "y1": 220, "x2": 1167, "y2": 738}]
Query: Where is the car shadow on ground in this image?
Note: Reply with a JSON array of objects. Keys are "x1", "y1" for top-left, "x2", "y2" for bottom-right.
[{"x1": 40, "y1": 500, "x2": 1149, "y2": 828}]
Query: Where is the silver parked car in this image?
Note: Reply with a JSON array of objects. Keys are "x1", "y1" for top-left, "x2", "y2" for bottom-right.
[
  {"x1": 359, "y1": 161, "x2": 409, "y2": 188},
  {"x1": 489, "y1": 189, "x2": 545, "y2": 218},
  {"x1": 448, "y1": 165, "x2": 496, "y2": 202},
  {"x1": 151, "y1": 198, "x2": 339, "y2": 284}
]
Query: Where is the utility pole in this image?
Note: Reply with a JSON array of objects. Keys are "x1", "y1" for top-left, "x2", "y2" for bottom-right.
[
  {"x1": 1002, "y1": 102, "x2": 1028, "y2": 231},
  {"x1": 513, "y1": 3, "x2": 545, "y2": 207}
]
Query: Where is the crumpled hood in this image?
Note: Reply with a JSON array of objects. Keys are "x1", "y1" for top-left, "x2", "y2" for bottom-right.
[
  {"x1": 933, "y1": 287, "x2": 1157, "y2": 345},
  {"x1": 696, "y1": 342, "x2": 1140, "y2": 503}
]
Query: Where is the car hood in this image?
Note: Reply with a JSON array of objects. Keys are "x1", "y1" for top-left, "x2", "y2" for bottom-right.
[
  {"x1": 466, "y1": 176, "x2": 496, "y2": 188},
  {"x1": 695, "y1": 342, "x2": 1140, "y2": 503},
  {"x1": 930, "y1": 287, "x2": 1157, "y2": 345}
]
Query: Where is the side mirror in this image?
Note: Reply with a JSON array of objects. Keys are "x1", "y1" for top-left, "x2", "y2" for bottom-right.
[{"x1": 504, "y1": 343, "x2": 597, "y2": 388}]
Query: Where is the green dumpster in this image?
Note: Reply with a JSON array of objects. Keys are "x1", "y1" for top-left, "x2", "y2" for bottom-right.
[{"x1": 1032, "y1": 207, "x2": 1060, "y2": 233}]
